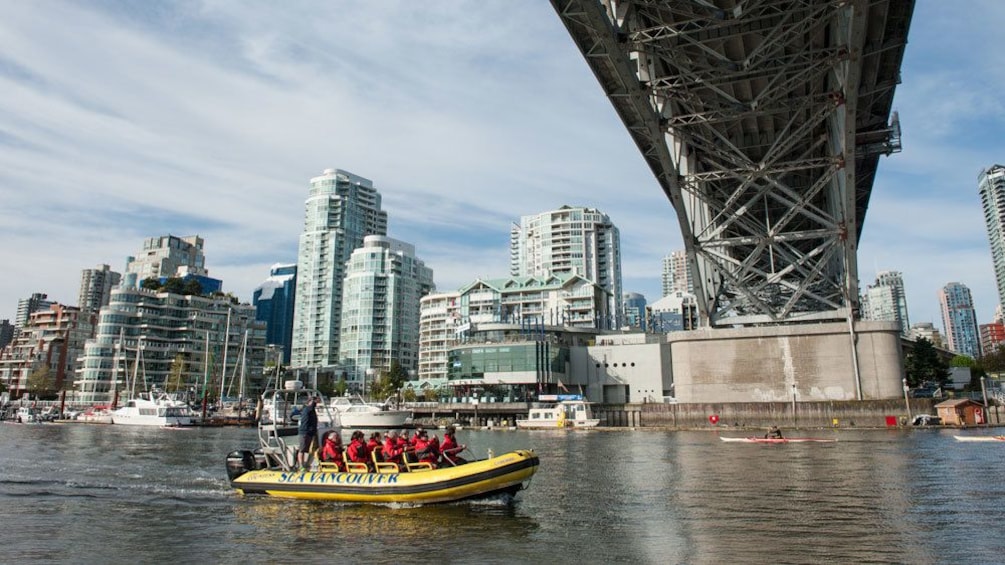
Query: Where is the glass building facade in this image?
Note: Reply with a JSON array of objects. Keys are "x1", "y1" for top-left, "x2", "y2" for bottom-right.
[{"x1": 291, "y1": 169, "x2": 387, "y2": 368}]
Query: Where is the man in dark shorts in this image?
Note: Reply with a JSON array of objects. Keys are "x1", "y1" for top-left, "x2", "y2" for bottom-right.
[{"x1": 297, "y1": 396, "x2": 319, "y2": 470}]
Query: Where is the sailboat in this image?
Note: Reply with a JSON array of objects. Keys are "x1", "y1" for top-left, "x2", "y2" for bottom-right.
[
  {"x1": 213, "y1": 331, "x2": 256, "y2": 426},
  {"x1": 111, "y1": 341, "x2": 194, "y2": 427}
]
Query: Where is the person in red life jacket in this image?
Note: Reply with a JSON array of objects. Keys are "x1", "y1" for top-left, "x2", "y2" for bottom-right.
[
  {"x1": 383, "y1": 430, "x2": 404, "y2": 465},
  {"x1": 439, "y1": 425, "x2": 467, "y2": 466},
  {"x1": 367, "y1": 432, "x2": 383, "y2": 463},
  {"x1": 319, "y1": 431, "x2": 346, "y2": 472},
  {"x1": 347, "y1": 431, "x2": 369, "y2": 469},
  {"x1": 412, "y1": 428, "x2": 439, "y2": 466}
]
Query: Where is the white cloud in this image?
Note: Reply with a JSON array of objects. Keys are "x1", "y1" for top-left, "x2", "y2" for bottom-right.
[{"x1": 0, "y1": 0, "x2": 1002, "y2": 338}]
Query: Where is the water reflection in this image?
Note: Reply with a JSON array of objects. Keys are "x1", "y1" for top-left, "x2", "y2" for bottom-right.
[
  {"x1": 2, "y1": 424, "x2": 1004, "y2": 563},
  {"x1": 231, "y1": 496, "x2": 539, "y2": 561}
]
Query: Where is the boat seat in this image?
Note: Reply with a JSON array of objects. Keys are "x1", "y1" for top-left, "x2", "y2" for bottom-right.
[
  {"x1": 344, "y1": 448, "x2": 369, "y2": 473},
  {"x1": 317, "y1": 460, "x2": 344, "y2": 473},
  {"x1": 372, "y1": 450, "x2": 399, "y2": 474},
  {"x1": 402, "y1": 452, "x2": 434, "y2": 472}
]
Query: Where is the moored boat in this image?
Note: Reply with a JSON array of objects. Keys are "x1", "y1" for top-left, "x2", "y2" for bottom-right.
[
  {"x1": 720, "y1": 437, "x2": 837, "y2": 443},
  {"x1": 78, "y1": 405, "x2": 114, "y2": 424},
  {"x1": 111, "y1": 391, "x2": 195, "y2": 427},
  {"x1": 329, "y1": 395, "x2": 412, "y2": 429},
  {"x1": 516, "y1": 395, "x2": 599, "y2": 429}
]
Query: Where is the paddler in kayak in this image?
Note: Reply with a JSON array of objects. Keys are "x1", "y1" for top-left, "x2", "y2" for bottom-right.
[{"x1": 764, "y1": 425, "x2": 783, "y2": 439}]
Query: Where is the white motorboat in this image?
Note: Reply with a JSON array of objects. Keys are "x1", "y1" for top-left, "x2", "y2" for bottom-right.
[
  {"x1": 516, "y1": 396, "x2": 600, "y2": 429},
  {"x1": 111, "y1": 390, "x2": 194, "y2": 427},
  {"x1": 78, "y1": 406, "x2": 114, "y2": 424},
  {"x1": 15, "y1": 405, "x2": 43, "y2": 424},
  {"x1": 329, "y1": 395, "x2": 412, "y2": 429}
]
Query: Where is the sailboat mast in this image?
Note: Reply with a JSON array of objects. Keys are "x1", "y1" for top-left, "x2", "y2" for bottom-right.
[
  {"x1": 110, "y1": 329, "x2": 123, "y2": 409},
  {"x1": 239, "y1": 330, "x2": 248, "y2": 400},
  {"x1": 202, "y1": 330, "x2": 210, "y2": 421},
  {"x1": 218, "y1": 306, "x2": 231, "y2": 407}
]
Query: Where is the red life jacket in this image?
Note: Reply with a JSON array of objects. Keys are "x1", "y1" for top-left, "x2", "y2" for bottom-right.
[{"x1": 347, "y1": 439, "x2": 368, "y2": 463}]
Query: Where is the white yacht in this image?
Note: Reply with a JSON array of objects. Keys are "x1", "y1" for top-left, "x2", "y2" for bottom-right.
[
  {"x1": 516, "y1": 396, "x2": 600, "y2": 429},
  {"x1": 329, "y1": 395, "x2": 412, "y2": 429},
  {"x1": 111, "y1": 390, "x2": 194, "y2": 427}
]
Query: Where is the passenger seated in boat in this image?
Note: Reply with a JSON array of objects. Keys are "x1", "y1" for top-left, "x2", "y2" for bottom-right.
[
  {"x1": 765, "y1": 426, "x2": 783, "y2": 439},
  {"x1": 439, "y1": 425, "x2": 467, "y2": 466},
  {"x1": 412, "y1": 429, "x2": 440, "y2": 467},
  {"x1": 367, "y1": 432, "x2": 384, "y2": 462},
  {"x1": 383, "y1": 430, "x2": 404, "y2": 465},
  {"x1": 319, "y1": 431, "x2": 346, "y2": 472},
  {"x1": 347, "y1": 431, "x2": 370, "y2": 470}
]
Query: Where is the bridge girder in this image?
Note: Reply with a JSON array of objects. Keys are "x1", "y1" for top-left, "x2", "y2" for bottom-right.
[{"x1": 551, "y1": 0, "x2": 912, "y2": 326}]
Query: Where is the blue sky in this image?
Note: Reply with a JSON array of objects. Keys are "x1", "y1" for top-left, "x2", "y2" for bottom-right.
[{"x1": 1, "y1": 1, "x2": 1004, "y2": 334}]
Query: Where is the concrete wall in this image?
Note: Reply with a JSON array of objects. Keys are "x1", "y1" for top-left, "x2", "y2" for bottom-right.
[
  {"x1": 667, "y1": 321, "x2": 904, "y2": 403},
  {"x1": 637, "y1": 399, "x2": 933, "y2": 428},
  {"x1": 570, "y1": 341, "x2": 672, "y2": 404}
]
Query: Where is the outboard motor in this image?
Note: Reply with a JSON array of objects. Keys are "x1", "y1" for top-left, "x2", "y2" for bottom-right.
[{"x1": 226, "y1": 450, "x2": 256, "y2": 481}]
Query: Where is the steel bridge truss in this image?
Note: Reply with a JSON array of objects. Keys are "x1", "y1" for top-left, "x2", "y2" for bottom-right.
[{"x1": 552, "y1": 0, "x2": 911, "y2": 326}]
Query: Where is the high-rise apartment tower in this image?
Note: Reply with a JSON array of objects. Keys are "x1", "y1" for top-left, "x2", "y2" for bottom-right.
[
  {"x1": 510, "y1": 206, "x2": 623, "y2": 328},
  {"x1": 938, "y1": 282, "x2": 981, "y2": 359},
  {"x1": 979, "y1": 164, "x2": 1005, "y2": 311},
  {"x1": 291, "y1": 169, "x2": 387, "y2": 368}
]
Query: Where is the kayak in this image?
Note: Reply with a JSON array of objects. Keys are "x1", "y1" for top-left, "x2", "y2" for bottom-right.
[
  {"x1": 953, "y1": 435, "x2": 1005, "y2": 442},
  {"x1": 720, "y1": 437, "x2": 837, "y2": 443}
]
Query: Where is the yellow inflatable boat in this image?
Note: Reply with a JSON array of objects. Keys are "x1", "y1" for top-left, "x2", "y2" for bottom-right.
[{"x1": 227, "y1": 448, "x2": 539, "y2": 504}]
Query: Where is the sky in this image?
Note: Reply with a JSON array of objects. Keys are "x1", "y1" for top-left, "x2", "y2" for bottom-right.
[{"x1": 1, "y1": 1, "x2": 1004, "y2": 334}]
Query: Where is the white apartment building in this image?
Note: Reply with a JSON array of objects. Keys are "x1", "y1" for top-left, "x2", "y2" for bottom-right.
[
  {"x1": 979, "y1": 164, "x2": 1005, "y2": 311},
  {"x1": 861, "y1": 270, "x2": 910, "y2": 335},
  {"x1": 78, "y1": 264, "x2": 122, "y2": 314},
  {"x1": 661, "y1": 250, "x2": 693, "y2": 296},
  {"x1": 291, "y1": 169, "x2": 388, "y2": 368},
  {"x1": 122, "y1": 235, "x2": 208, "y2": 288},
  {"x1": 510, "y1": 206, "x2": 622, "y2": 328},
  {"x1": 417, "y1": 274, "x2": 609, "y2": 379},
  {"x1": 338, "y1": 236, "x2": 433, "y2": 385},
  {"x1": 75, "y1": 287, "x2": 265, "y2": 404}
]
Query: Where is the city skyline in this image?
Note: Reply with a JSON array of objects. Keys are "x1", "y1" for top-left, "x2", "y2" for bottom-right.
[{"x1": 2, "y1": 2, "x2": 1005, "y2": 333}]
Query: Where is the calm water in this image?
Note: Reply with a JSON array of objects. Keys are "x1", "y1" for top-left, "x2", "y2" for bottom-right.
[{"x1": 1, "y1": 423, "x2": 1003, "y2": 564}]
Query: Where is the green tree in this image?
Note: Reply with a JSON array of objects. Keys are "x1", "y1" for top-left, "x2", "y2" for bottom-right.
[
  {"x1": 162, "y1": 277, "x2": 185, "y2": 295},
  {"x1": 141, "y1": 277, "x2": 162, "y2": 291},
  {"x1": 182, "y1": 278, "x2": 204, "y2": 296},
  {"x1": 334, "y1": 376, "x2": 349, "y2": 397},
  {"x1": 950, "y1": 355, "x2": 975, "y2": 368},
  {"x1": 904, "y1": 337, "x2": 950, "y2": 387},
  {"x1": 26, "y1": 365, "x2": 56, "y2": 399}
]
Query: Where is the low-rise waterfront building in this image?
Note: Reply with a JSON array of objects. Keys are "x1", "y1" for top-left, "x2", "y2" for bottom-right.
[
  {"x1": 75, "y1": 287, "x2": 266, "y2": 404},
  {"x1": 0, "y1": 304, "x2": 95, "y2": 398},
  {"x1": 417, "y1": 274, "x2": 610, "y2": 380}
]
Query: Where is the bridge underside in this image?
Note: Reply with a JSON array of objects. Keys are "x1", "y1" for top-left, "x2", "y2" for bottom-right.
[{"x1": 552, "y1": 0, "x2": 912, "y2": 326}]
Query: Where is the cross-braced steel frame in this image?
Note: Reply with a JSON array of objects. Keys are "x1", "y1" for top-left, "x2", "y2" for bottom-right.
[{"x1": 552, "y1": 0, "x2": 911, "y2": 326}]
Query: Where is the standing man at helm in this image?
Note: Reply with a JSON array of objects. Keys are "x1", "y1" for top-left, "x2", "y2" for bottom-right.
[{"x1": 297, "y1": 396, "x2": 319, "y2": 470}]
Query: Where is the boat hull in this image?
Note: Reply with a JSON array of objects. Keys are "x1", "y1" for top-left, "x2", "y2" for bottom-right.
[
  {"x1": 337, "y1": 411, "x2": 412, "y2": 429},
  {"x1": 720, "y1": 437, "x2": 837, "y2": 443},
  {"x1": 953, "y1": 435, "x2": 1005, "y2": 442},
  {"x1": 230, "y1": 450, "x2": 539, "y2": 504},
  {"x1": 516, "y1": 420, "x2": 600, "y2": 429}
]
